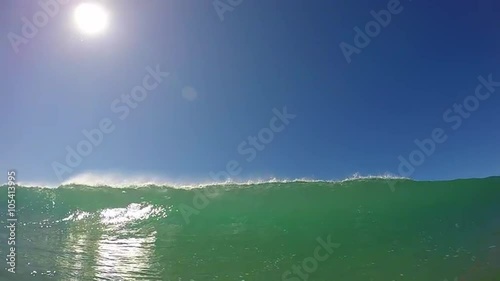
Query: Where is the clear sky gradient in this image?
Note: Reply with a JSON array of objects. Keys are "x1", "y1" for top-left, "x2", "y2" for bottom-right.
[{"x1": 2, "y1": 0, "x2": 500, "y2": 184}]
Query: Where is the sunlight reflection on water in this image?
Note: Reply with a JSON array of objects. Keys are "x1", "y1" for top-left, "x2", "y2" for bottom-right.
[{"x1": 54, "y1": 203, "x2": 165, "y2": 280}]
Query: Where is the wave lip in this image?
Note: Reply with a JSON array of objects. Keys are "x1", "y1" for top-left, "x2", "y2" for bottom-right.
[
  {"x1": 338, "y1": 172, "x2": 409, "y2": 182},
  {"x1": 1, "y1": 172, "x2": 412, "y2": 189}
]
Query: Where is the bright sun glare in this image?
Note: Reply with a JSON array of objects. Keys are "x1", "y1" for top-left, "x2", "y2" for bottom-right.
[{"x1": 74, "y1": 3, "x2": 109, "y2": 35}]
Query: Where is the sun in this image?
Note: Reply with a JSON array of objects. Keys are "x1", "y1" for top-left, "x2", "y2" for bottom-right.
[{"x1": 74, "y1": 3, "x2": 109, "y2": 35}]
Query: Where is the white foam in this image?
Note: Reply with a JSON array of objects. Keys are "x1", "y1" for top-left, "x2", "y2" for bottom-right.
[
  {"x1": 339, "y1": 172, "x2": 408, "y2": 182},
  {"x1": 2, "y1": 172, "x2": 410, "y2": 189}
]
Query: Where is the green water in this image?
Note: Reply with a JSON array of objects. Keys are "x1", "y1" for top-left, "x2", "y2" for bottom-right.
[{"x1": 1, "y1": 177, "x2": 500, "y2": 280}]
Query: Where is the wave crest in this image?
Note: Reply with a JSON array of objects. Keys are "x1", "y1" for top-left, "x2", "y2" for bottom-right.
[{"x1": 5, "y1": 172, "x2": 410, "y2": 189}]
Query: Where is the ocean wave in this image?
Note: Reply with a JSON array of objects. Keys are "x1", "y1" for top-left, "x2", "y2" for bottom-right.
[{"x1": 2, "y1": 172, "x2": 411, "y2": 189}]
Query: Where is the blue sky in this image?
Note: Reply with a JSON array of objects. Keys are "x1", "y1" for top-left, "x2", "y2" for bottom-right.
[{"x1": 1, "y1": 0, "x2": 500, "y2": 184}]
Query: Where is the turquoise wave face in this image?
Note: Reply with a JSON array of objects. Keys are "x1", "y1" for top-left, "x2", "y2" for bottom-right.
[{"x1": 1, "y1": 177, "x2": 500, "y2": 280}]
